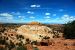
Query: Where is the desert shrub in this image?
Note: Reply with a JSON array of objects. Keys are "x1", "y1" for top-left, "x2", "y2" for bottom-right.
[
  {"x1": 64, "y1": 43, "x2": 68, "y2": 46},
  {"x1": 16, "y1": 35, "x2": 24, "y2": 39},
  {"x1": 43, "y1": 36, "x2": 50, "y2": 39},
  {"x1": 31, "y1": 41, "x2": 37, "y2": 45},
  {"x1": 40, "y1": 42, "x2": 48, "y2": 46},
  {"x1": 26, "y1": 38, "x2": 30, "y2": 44}
]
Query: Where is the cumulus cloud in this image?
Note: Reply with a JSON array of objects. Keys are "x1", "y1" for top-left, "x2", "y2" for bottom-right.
[
  {"x1": 70, "y1": 16, "x2": 75, "y2": 21},
  {"x1": 27, "y1": 11, "x2": 34, "y2": 14},
  {"x1": 61, "y1": 14, "x2": 75, "y2": 23},
  {"x1": 0, "y1": 13, "x2": 13, "y2": 17},
  {"x1": 18, "y1": 16, "x2": 25, "y2": 18},
  {"x1": 63, "y1": 14, "x2": 69, "y2": 17},
  {"x1": 0, "y1": 13, "x2": 13, "y2": 20},
  {"x1": 62, "y1": 15, "x2": 69, "y2": 19},
  {"x1": 30, "y1": 5, "x2": 40, "y2": 8},
  {"x1": 43, "y1": 14, "x2": 75, "y2": 24},
  {"x1": 61, "y1": 15, "x2": 69, "y2": 20},
  {"x1": 45, "y1": 13, "x2": 50, "y2": 15}
]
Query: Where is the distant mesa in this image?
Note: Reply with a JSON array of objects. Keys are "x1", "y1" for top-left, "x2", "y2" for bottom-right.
[{"x1": 28, "y1": 22, "x2": 41, "y2": 25}]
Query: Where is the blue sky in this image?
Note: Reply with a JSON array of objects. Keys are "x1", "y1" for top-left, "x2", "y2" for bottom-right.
[{"x1": 0, "y1": 0, "x2": 75, "y2": 24}]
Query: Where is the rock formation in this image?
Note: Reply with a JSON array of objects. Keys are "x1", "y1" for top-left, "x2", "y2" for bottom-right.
[{"x1": 17, "y1": 25, "x2": 54, "y2": 42}]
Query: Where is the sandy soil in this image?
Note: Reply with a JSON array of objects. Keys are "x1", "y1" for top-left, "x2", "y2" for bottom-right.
[{"x1": 37, "y1": 38, "x2": 75, "y2": 50}]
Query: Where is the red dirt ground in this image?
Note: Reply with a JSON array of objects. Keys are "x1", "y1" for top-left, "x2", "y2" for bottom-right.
[
  {"x1": 37, "y1": 38, "x2": 75, "y2": 50},
  {"x1": 1, "y1": 38, "x2": 75, "y2": 50}
]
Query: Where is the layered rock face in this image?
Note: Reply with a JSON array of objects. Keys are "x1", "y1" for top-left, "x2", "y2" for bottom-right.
[{"x1": 17, "y1": 25, "x2": 54, "y2": 42}]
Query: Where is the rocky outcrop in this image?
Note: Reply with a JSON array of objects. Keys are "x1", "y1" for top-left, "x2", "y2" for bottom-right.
[
  {"x1": 28, "y1": 22, "x2": 41, "y2": 25},
  {"x1": 17, "y1": 25, "x2": 54, "y2": 42}
]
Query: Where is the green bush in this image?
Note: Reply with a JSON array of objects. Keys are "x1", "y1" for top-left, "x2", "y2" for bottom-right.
[{"x1": 64, "y1": 20, "x2": 75, "y2": 39}]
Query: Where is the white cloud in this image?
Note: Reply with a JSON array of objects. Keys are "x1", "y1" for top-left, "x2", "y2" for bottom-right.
[
  {"x1": 69, "y1": 16, "x2": 75, "y2": 21},
  {"x1": 44, "y1": 16, "x2": 50, "y2": 19},
  {"x1": 36, "y1": 5, "x2": 40, "y2": 7},
  {"x1": 6, "y1": 17, "x2": 13, "y2": 20},
  {"x1": 18, "y1": 16, "x2": 22, "y2": 18},
  {"x1": 45, "y1": 13, "x2": 50, "y2": 15},
  {"x1": 18, "y1": 16, "x2": 25, "y2": 18},
  {"x1": 0, "y1": 13, "x2": 13, "y2": 20},
  {"x1": 18, "y1": 16, "x2": 26, "y2": 20},
  {"x1": 29, "y1": 16, "x2": 35, "y2": 19},
  {"x1": 11, "y1": 12, "x2": 21, "y2": 15},
  {"x1": 61, "y1": 15, "x2": 69, "y2": 20},
  {"x1": 0, "y1": 13, "x2": 13, "y2": 17},
  {"x1": 61, "y1": 15, "x2": 75, "y2": 23},
  {"x1": 44, "y1": 18, "x2": 65, "y2": 24},
  {"x1": 30, "y1": 5, "x2": 40, "y2": 8},
  {"x1": 27, "y1": 11, "x2": 34, "y2": 14},
  {"x1": 43, "y1": 14, "x2": 75, "y2": 24},
  {"x1": 27, "y1": 11, "x2": 31, "y2": 13},
  {"x1": 63, "y1": 14, "x2": 69, "y2": 17},
  {"x1": 31, "y1": 5, "x2": 36, "y2": 7}
]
